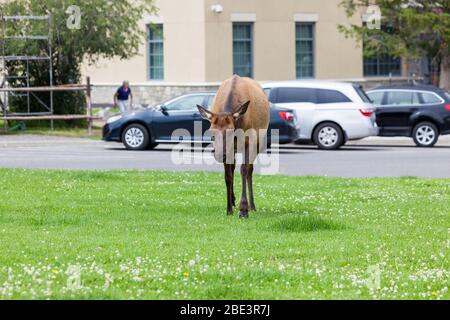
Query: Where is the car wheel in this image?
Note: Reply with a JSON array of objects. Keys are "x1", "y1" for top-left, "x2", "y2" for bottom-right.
[
  {"x1": 313, "y1": 122, "x2": 344, "y2": 150},
  {"x1": 413, "y1": 122, "x2": 438, "y2": 147},
  {"x1": 122, "y1": 124, "x2": 149, "y2": 150}
]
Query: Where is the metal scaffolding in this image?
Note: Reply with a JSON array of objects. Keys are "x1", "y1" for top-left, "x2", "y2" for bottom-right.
[
  {"x1": 0, "y1": 14, "x2": 98, "y2": 135},
  {"x1": 0, "y1": 14, "x2": 53, "y2": 128}
]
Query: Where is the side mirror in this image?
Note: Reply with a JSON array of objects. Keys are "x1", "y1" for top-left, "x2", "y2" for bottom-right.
[{"x1": 160, "y1": 105, "x2": 169, "y2": 115}]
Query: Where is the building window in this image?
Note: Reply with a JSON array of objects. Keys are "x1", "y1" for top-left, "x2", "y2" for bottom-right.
[
  {"x1": 233, "y1": 23, "x2": 253, "y2": 77},
  {"x1": 364, "y1": 53, "x2": 401, "y2": 77},
  {"x1": 363, "y1": 25, "x2": 401, "y2": 77},
  {"x1": 148, "y1": 24, "x2": 164, "y2": 80},
  {"x1": 296, "y1": 23, "x2": 315, "y2": 78}
]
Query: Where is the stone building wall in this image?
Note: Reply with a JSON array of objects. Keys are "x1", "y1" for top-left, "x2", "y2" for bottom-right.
[
  {"x1": 91, "y1": 78, "x2": 414, "y2": 107},
  {"x1": 91, "y1": 84, "x2": 220, "y2": 107}
]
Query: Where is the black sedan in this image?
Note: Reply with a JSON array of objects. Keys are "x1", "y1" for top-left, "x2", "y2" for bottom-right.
[
  {"x1": 367, "y1": 85, "x2": 450, "y2": 147},
  {"x1": 103, "y1": 92, "x2": 298, "y2": 150}
]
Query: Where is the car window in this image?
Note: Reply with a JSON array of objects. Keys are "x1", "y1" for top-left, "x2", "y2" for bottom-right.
[
  {"x1": 263, "y1": 88, "x2": 271, "y2": 97},
  {"x1": 420, "y1": 92, "x2": 442, "y2": 104},
  {"x1": 445, "y1": 92, "x2": 450, "y2": 101},
  {"x1": 316, "y1": 89, "x2": 351, "y2": 104},
  {"x1": 385, "y1": 91, "x2": 420, "y2": 106},
  {"x1": 206, "y1": 95, "x2": 215, "y2": 108},
  {"x1": 367, "y1": 92, "x2": 384, "y2": 105},
  {"x1": 165, "y1": 95, "x2": 205, "y2": 111},
  {"x1": 276, "y1": 87, "x2": 316, "y2": 103}
]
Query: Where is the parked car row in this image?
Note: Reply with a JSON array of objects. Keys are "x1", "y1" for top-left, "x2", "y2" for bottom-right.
[
  {"x1": 103, "y1": 81, "x2": 450, "y2": 150},
  {"x1": 103, "y1": 92, "x2": 297, "y2": 150}
]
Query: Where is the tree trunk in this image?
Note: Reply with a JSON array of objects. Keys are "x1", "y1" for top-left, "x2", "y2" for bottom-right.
[{"x1": 439, "y1": 50, "x2": 450, "y2": 91}]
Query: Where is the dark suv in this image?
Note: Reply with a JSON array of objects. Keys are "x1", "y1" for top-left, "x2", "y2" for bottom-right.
[{"x1": 367, "y1": 85, "x2": 450, "y2": 147}]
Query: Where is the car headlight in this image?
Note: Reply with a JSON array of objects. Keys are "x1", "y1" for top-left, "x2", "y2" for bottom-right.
[{"x1": 106, "y1": 115, "x2": 122, "y2": 124}]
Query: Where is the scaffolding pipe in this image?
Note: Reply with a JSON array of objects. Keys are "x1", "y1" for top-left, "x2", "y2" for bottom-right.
[{"x1": 0, "y1": 85, "x2": 88, "y2": 92}]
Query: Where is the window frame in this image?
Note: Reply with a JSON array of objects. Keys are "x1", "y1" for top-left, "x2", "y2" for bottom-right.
[
  {"x1": 295, "y1": 22, "x2": 315, "y2": 79},
  {"x1": 232, "y1": 22, "x2": 254, "y2": 78},
  {"x1": 363, "y1": 53, "x2": 402, "y2": 78},
  {"x1": 147, "y1": 24, "x2": 164, "y2": 81}
]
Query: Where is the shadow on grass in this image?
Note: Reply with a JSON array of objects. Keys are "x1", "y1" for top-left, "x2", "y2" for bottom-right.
[{"x1": 271, "y1": 214, "x2": 346, "y2": 233}]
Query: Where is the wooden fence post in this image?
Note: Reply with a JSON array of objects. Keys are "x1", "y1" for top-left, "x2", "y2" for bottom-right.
[{"x1": 86, "y1": 76, "x2": 92, "y2": 136}]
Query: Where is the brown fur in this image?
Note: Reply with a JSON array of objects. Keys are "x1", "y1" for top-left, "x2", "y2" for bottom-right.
[
  {"x1": 198, "y1": 75, "x2": 270, "y2": 218},
  {"x1": 212, "y1": 75, "x2": 270, "y2": 134}
]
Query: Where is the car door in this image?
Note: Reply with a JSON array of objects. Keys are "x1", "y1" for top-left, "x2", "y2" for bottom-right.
[
  {"x1": 375, "y1": 90, "x2": 420, "y2": 135},
  {"x1": 270, "y1": 87, "x2": 316, "y2": 139},
  {"x1": 155, "y1": 94, "x2": 207, "y2": 141}
]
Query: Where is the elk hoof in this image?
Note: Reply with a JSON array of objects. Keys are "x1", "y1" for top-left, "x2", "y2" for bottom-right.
[
  {"x1": 227, "y1": 209, "x2": 234, "y2": 216},
  {"x1": 239, "y1": 211, "x2": 249, "y2": 219},
  {"x1": 250, "y1": 204, "x2": 256, "y2": 211}
]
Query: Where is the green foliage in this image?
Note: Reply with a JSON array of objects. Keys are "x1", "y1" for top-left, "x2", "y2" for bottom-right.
[
  {"x1": 1, "y1": 0, "x2": 157, "y2": 115},
  {"x1": 338, "y1": 0, "x2": 450, "y2": 63},
  {"x1": 0, "y1": 169, "x2": 449, "y2": 299}
]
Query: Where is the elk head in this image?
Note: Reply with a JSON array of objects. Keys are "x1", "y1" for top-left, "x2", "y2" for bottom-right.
[{"x1": 197, "y1": 101, "x2": 250, "y2": 162}]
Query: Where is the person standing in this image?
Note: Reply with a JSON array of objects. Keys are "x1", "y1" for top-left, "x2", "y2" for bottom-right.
[{"x1": 114, "y1": 81, "x2": 133, "y2": 113}]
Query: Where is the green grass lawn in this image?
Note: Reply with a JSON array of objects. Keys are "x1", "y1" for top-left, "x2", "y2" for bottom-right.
[{"x1": 0, "y1": 169, "x2": 448, "y2": 300}]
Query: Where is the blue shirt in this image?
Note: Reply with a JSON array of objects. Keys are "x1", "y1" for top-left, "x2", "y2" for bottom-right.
[{"x1": 116, "y1": 86, "x2": 131, "y2": 101}]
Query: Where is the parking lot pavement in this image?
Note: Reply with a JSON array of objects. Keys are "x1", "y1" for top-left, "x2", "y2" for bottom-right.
[{"x1": 0, "y1": 134, "x2": 449, "y2": 177}]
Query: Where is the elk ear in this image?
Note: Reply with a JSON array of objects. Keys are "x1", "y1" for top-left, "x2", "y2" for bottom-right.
[
  {"x1": 197, "y1": 105, "x2": 214, "y2": 121},
  {"x1": 233, "y1": 101, "x2": 250, "y2": 120}
]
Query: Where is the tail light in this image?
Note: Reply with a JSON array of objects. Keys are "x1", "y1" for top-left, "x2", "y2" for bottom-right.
[
  {"x1": 279, "y1": 111, "x2": 295, "y2": 122},
  {"x1": 445, "y1": 105, "x2": 450, "y2": 111},
  {"x1": 359, "y1": 108, "x2": 374, "y2": 117}
]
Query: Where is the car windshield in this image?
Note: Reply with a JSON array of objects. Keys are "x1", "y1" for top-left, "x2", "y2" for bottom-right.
[
  {"x1": 149, "y1": 95, "x2": 206, "y2": 111},
  {"x1": 166, "y1": 95, "x2": 206, "y2": 111}
]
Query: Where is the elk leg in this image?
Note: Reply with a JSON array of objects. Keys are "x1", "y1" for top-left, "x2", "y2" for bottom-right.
[
  {"x1": 239, "y1": 164, "x2": 249, "y2": 218},
  {"x1": 231, "y1": 163, "x2": 236, "y2": 207},
  {"x1": 247, "y1": 164, "x2": 256, "y2": 211},
  {"x1": 224, "y1": 163, "x2": 234, "y2": 215}
]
